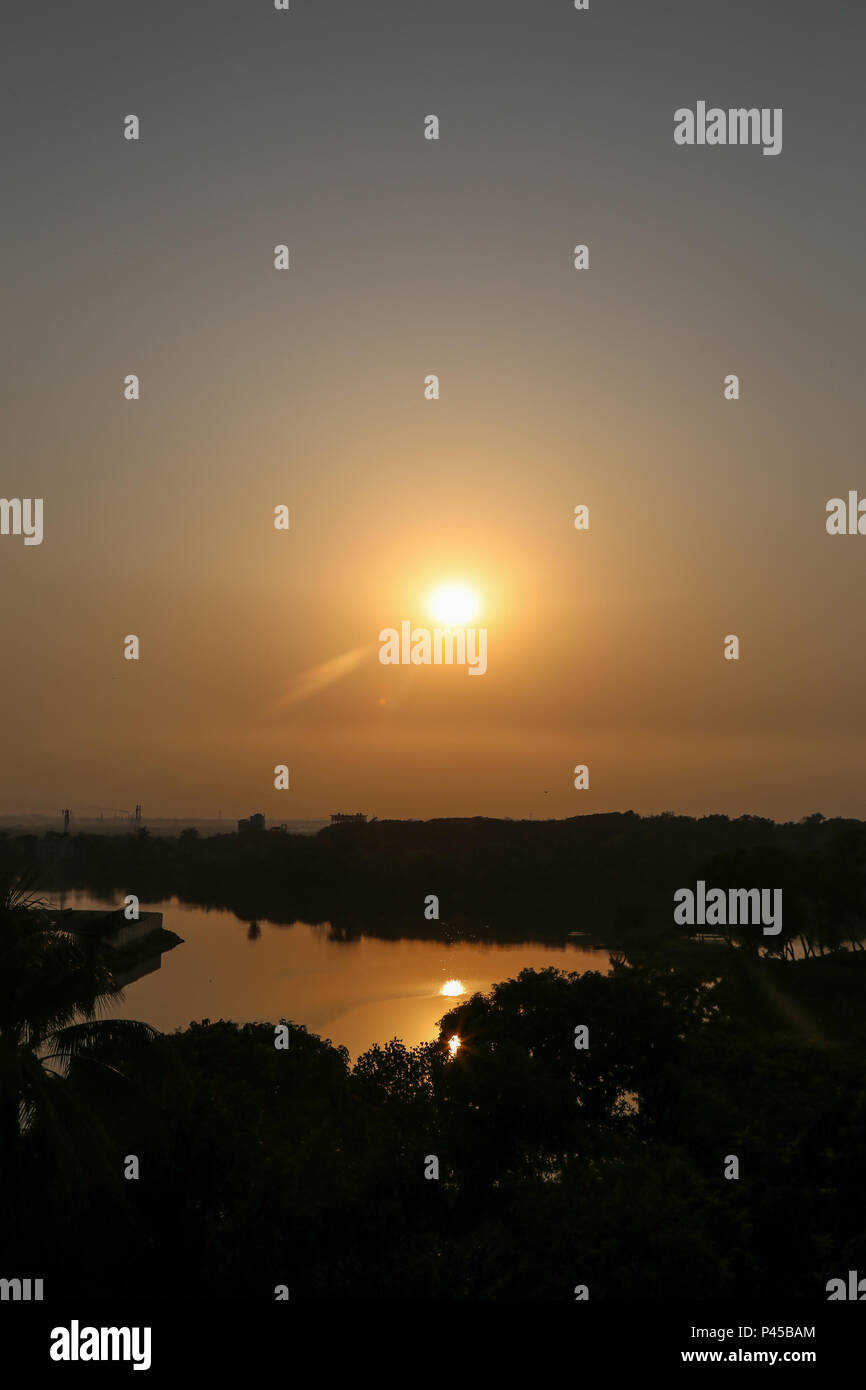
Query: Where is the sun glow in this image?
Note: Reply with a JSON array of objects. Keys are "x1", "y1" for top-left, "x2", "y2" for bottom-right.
[
  {"x1": 441, "y1": 978, "x2": 465, "y2": 996},
  {"x1": 448, "y1": 1035, "x2": 461, "y2": 1057},
  {"x1": 429, "y1": 583, "x2": 480, "y2": 627}
]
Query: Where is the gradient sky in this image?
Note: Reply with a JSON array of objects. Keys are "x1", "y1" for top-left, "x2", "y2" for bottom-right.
[{"x1": 3, "y1": 0, "x2": 865, "y2": 822}]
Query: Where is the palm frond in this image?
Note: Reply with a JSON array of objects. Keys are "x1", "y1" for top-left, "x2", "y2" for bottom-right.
[{"x1": 47, "y1": 1018, "x2": 160, "y2": 1065}]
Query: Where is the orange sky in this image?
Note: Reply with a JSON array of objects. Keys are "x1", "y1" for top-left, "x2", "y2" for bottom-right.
[{"x1": 3, "y1": 0, "x2": 865, "y2": 823}]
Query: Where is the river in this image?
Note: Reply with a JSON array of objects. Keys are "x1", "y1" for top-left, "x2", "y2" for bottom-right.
[{"x1": 53, "y1": 890, "x2": 611, "y2": 1059}]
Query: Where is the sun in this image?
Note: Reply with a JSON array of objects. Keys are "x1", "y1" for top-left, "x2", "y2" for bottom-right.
[
  {"x1": 429, "y1": 583, "x2": 480, "y2": 627},
  {"x1": 440, "y1": 978, "x2": 465, "y2": 997}
]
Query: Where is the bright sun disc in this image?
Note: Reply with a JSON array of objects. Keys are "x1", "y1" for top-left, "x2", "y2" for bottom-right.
[
  {"x1": 429, "y1": 583, "x2": 479, "y2": 627},
  {"x1": 441, "y1": 978, "x2": 465, "y2": 996}
]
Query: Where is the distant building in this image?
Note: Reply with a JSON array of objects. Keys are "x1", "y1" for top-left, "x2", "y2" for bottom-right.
[
  {"x1": 330, "y1": 812, "x2": 367, "y2": 825},
  {"x1": 238, "y1": 813, "x2": 266, "y2": 833},
  {"x1": 237, "y1": 818, "x2": 250, "y2": 833},
  {"x1": 56, "y1": 908, "x2": 163, "y2": 952},
  {"x1": 51, "y1": 909, "x2": 176, "y2": 989}
]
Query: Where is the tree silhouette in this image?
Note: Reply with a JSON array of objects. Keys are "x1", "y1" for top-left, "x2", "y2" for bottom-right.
[{"x1": 0, "y1": 867, "x2": 157, "y2": 1173}]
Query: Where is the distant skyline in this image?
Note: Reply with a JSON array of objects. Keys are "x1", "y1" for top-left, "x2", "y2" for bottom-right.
[{"x1": 3, "y1": 0, "x2": 865, "y2": 822}]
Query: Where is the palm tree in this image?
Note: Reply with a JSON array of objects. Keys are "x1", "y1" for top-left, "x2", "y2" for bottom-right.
[{"x1": 0, "y1": 867, "x2": 158, "y2": 1169}]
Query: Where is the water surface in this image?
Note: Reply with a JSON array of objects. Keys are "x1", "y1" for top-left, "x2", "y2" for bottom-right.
[{"x1": 56, "y1": 892, "x2": 611, "y2": 1058}]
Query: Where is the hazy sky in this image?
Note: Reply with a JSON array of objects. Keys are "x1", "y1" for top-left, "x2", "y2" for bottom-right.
[{"x1": 3, "y1": 1, "x2": 865, "y2": 822}]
